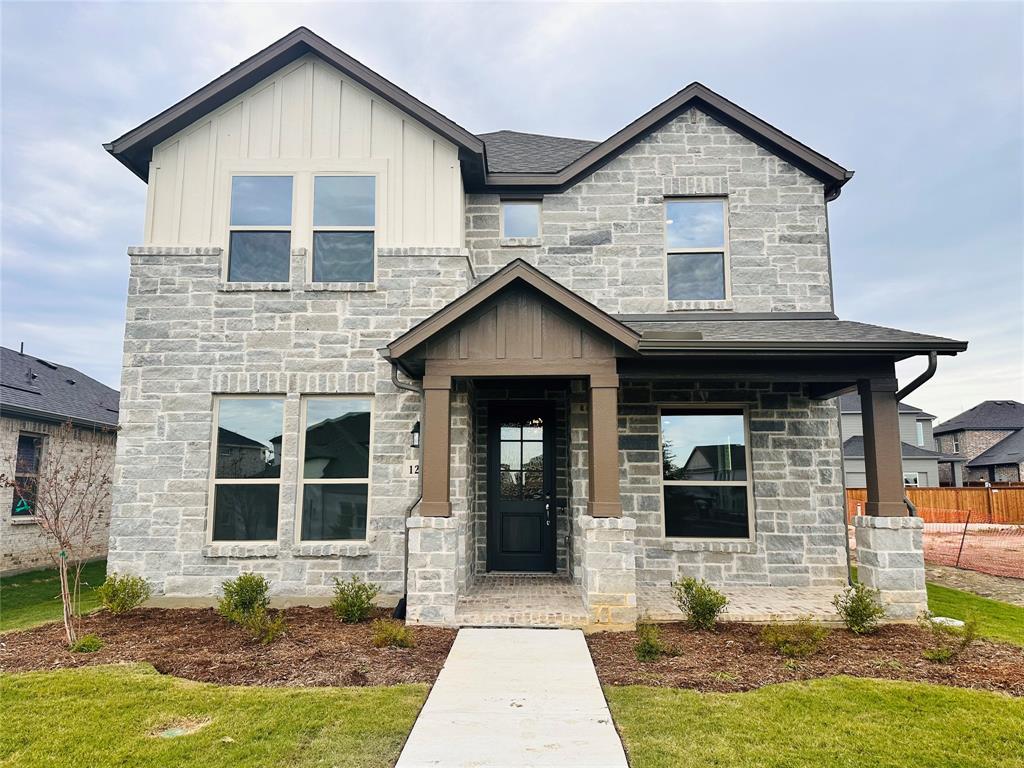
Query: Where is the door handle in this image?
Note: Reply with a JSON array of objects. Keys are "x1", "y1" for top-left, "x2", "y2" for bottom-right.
[{"x1": 545, "y1": 501, "x2": 551, "y2": 525}]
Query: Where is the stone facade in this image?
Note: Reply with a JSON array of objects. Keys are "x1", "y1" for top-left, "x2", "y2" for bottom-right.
[
  {"x1": 466, "y1": 109, "x2": 831, "y2": 314},
  {"x1": 579, "y1": 515, "x2": 638, "y2": 626},
  {"x1": 853, "y1": 515, "x2": 927, "y2": 619},
  {"x1": 1, "y1": 416, "x2": 115, "y2": 575},
  {"x1": 406, "y1": 515, "x2": 459, "y2": 625}
]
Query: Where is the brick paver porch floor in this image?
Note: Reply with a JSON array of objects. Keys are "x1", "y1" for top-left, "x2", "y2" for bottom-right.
[
  {"x1": 638, "y1": 584, "x2": 844, "y2": 623},
  {"x1": 455, "y1": 574, "x2": 589, "y2": 628}
]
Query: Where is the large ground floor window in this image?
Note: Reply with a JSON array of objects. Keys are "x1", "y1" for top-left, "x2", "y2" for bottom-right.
[{"x1": 660, "y1": 407, "x2": 753, "y2": 539}]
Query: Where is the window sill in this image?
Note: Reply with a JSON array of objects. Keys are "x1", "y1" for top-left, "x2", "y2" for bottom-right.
[
  {"x1": 218, "y1": 282, "x2": 291, "y2": 292},
  {"x1": 303, "y1": 282, "x2": 376, "y2": 292},
  {"x1": 499, "y1": 237, "x2": 543, "y2": 247},
  {"x1": 9, "y1": 516, "x2": 39, "y2": 526},
  {"x1": 666, "y1": 299, "x2": 734, "y2": 312},
  {"x1": 203, "y1": 543, "x2": 280, "y2": 559},
  {"x1": 295, "y1": 542, "x2": 371, "y2": 558},
  {"x1": 659, "y1": 539, "x2": 756, "y2": 553}
]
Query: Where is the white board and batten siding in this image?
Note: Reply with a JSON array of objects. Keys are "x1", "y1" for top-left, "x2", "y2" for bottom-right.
[{"x1": 145, "y1": 54, "x2": 464, "y2": 248}]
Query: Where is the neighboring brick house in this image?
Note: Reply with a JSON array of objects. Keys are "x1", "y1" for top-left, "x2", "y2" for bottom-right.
[
  {"x1": 838, "y1": 394, "x2": 962, "y2": 487},
  {"x1": 0, "y1": 346, "x2": 119, "y2": 575},
  {"x1": 935, "y1": 401, "x2": 1024, "y2": 484},
  {"x1": 103, "y1": 28, "x2": 967, "y2": 624}
]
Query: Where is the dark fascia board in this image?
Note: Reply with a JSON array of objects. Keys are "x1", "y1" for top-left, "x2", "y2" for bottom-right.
[
  {"x1": 617, "y1": 311, "x2": 839, "y2": 322},
  {"x1": 636, "y1": 339, "x2": 968, "y2": 356},
  {"x1": 0, "y1": 403, "x2": 118, "y2": 431},
  {"x1": 387, "y1": 258, "x2": 641, "y2": 359},
  {"x1": 469, "y1": 83, "x2": 855, "y2": 200},
  {"x1": 105, "y1": 27, "x2": 484, "y2": 181}
]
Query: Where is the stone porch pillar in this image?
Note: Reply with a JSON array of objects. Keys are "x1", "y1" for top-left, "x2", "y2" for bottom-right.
[
  {"x1": 588, "y1": 373, "x2": 622, "y2": 517},
  {"x1": 854, "y1": 377, "x2": 927, "y2": 619},
  {"x1": 420, "y1": 373, "x2": 452, "y2": 517}
]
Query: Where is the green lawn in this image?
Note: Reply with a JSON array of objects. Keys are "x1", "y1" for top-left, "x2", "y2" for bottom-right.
[
  {"x1": 0, "y1": 560, "x2": 107, "y2": 632},
  {"x1": 926, "y1": 582, "x2": 1024, "y2": 647},
  {"x1": 0, "y1": 665, "x2": 425, "y2": 768},
  {"x1": 607, "y1": 676, "x2": 1024, "y2": 768}
]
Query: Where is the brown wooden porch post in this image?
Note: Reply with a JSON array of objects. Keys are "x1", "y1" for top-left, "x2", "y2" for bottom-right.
[
  {"x1": 858, "y1": 377, "x2": 906, "y2": 517},
  {"x1": 588, "y1": 373, "x2": 622, "y2": 517},
  {"x1": 419, "y1": 371, "x2": 452, "y2": 517}
]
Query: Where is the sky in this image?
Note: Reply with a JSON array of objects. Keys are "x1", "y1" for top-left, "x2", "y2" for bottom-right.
[{"x1": 2, "y1": 1, "x2": 1022, "y2": 423}]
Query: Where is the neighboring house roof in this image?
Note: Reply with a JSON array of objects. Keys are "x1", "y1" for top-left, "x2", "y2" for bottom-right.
[
  {"x1": 477, "y1": 131, "x2": 599, "y2": 173},
  {"x1": 933, "y1": 400, "x2": 1024, "y2": 435},
  {"x1": 837, "y1": 393, "x2": 935, "y2": 418},
  {"x1": 967, "y1": 429, "x2": 1024, "y2": 467},
  {"x1": 841, "y1": 436, "x2": 958, "y2": 461},
  {"x1": 217, "y1": 427, "x2": 267, "y2": 450},
  {"x1": 0, "y1": 346, "x2": 119, "y2": 427},
  {"x1": 106, "y1": 27, "x2": 854, "y2": 199}
]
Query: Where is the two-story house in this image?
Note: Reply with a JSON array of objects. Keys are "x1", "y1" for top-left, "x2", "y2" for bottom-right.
[
  {"x1": 935, "y1": 401, "x2": 1024, "y2": 484},
  {"x1": 104, "y1": 28, "x2": 966, "y2": 625},
  {"x1": 838, "y1": 394, "x2": 962, "y2": 488}
]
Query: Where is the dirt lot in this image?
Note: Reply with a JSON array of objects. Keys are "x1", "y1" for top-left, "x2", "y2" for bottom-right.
[
  {"x1": 587, "y1": 622, "x2": 1024, "y2": 696},
  {"x1": 0, "y1": 607, "x2": 456, "y2": 686}
]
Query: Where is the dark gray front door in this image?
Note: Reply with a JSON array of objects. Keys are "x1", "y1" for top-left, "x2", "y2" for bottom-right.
[{"x1": 487, "y1": 402, "x2": 556, "y2": 572}]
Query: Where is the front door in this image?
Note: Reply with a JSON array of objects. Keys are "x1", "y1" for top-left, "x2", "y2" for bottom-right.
[{"x1": 487, "y1": 402, "x2": 556, "y2": 572}]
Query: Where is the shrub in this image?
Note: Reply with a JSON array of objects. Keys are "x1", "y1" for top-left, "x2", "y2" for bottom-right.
[
  {"x1": 672, "y1": 577, "x2": 727, "y2": 630},
  {"x1": 371, "y1": 619, "x2": 416, "y2": 648},
  {"x1": 97, "y1": 573, "x2": 152, "y2": 614},
  {"x1": 218, "y1": 572, "x2": 270, "y2": 623},
  {"x1": 332, "y1": 575, "x2": 380, "y2": 623},
  {"x1": 760, "y1": 618, "x2": 831, "y2": 658},
  {"x1": 240, "y1": 606, "x2": 287, "y2": 645},
  {"x1": 634, "y1": 623, "x2": 667, "y2": 662},
  {"x1": 832, "y1": 583, "x2": 886, "y2": 635},
  {"x1": 69, "y1": 634, "x2": 104, "y2": 653},
  {"x1": 921, "y1": 615, "x2": 978, "y2": 663}
]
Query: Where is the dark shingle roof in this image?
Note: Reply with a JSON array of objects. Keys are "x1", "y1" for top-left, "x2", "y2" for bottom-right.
[
  {"x1": 478, "y1": 130, "x2": 599, "y2": 173},
  {"x1": 838, "y1": 393, "x2": 934, "y2": 418},
  {"x1": 967, "y1": 429, "x2": 1024, "y2": 467},
  {"x1": 934, "y1": 400, "x2": 1024, "y2": 435},
  {"x1": 842, "y1": 436, "x2": 952, "y2": 461},
  {"x1": 0, "y1": 346, "x2": 119, "y2": 427}
]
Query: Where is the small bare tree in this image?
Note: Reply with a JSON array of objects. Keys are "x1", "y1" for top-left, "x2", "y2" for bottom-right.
[{"x1": 1, "y1": 420, "x2": 115, "y2": 645}]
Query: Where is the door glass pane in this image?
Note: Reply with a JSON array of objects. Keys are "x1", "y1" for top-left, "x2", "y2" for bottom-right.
[
  {"x1": 665, "y1": 200, "x2": 724, "y2": 249},
  {"x1": 230, "y1": 176, "x2": 292, "y2": 226},
  {"x1": 500, "y1": 425, "x2": 521, "y2": 440},
  {"x1": 314, "y1": 176, "x2": 375, "y2": 226},
  {"x1": 215, "y1": 398, "x2": 284, "y2": 479},
  {"x1": 303, "y1": 399, "x2": 372, "y2": 479},
  {"x1": 500, "y1": 442, "x2": 521, "y2": 470},
  {"x1": 667, "y1": 252, "x2": 725, "y2": 301},
  {"x1": 523, "y1": 471, "x2": 544, "y2": 499},
  {"x1": 301, "y1": 483, "x2": 368, "y2": 540},
  {"x1": 521, "y1": 441, "x2": 543, "y2": 471},
  {"x1": 522, "y1": 419, "x2": 543, "y2": 440},
  {"x1": 228, "y1": 231, "x2": 291, "y2": 282},
  {"x1": 662, "y1": 411, "x2": 746, "y2": 481},
  {"x1": 500, "y1": 470, "x2": 522, "y2": 499},
  {"x1": 212, "y1": 485, "x2": 279, "y2": 540},
  {"x1": 312, "y1": 232, "x2": 374, "y2": 282},
  {"x1": 664, "y1": 485, "x2": 748, "y2": 538}
]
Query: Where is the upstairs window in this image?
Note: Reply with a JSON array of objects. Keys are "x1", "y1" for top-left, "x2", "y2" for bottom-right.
[
  {"x1": 916, "y1": 421, "x2": 925, "y2": 446},
  {"x1": 903, "y1": 472, "x2": 920, "y2": 487},
  {"x1": 951, "y1": 435, "x2": 961, "y2": 454},
  {"x1": 228, "y1": 176, "x2": 293, "y2": 282},
  {"x1": 11, "y1": 433, "x2": 44, "y2": 516},
  {"x1": 312, "y1": 176, "x2": 376, "y2": 282},
  {"x1": 501, "y1": 200, "x2": 541, "y2": 239},
  {"x1": 665, "y1": 199, "x2": 728, "y2": 301}
]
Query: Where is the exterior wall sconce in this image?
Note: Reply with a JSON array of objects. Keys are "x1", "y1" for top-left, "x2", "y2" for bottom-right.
[{"x1": 410, "y1": 421, "x2": 421, "y2": 449}]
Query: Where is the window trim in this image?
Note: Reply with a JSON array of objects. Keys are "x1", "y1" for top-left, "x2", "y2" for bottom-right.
[
  {"x1": 295, "y1": 395, "x2": 375, "y2": 543},
  {"x1": 663, "y1": 197, "x2": 731, "y2": 306},
  {"x1": 11, "y1": 432, "x2": 45, "y2": 518},
  {"x1": 500, "y1": 199, "x2": 542, "y2": 240},
  {"x1": 915, "y1": 421, "x2": 925, "y2": 447},
  {"x1": 308, "y1": 173, "x2": 379, "y2": 285},
  {"x1": 903, "y1": 472, "x2": 920, "y2": 487},
  {"x1": 657, "y1": 403, "x2": 755, "y2": 542},
  {"x1": 226, "y1": 174, "x2": 295, "y2": 284},
  {"x1": 951, "y1": 434, "x2": 961, "y2": 454},
  {"x1": 207, "y1": 394, "x2": 285, "y2": 544}
]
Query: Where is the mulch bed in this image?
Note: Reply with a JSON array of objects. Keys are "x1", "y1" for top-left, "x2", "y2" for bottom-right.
[
  {"x1": 0, "y1": 607, "x2": 456, "y2": 687},
  {"x1": 587, "y1": 622, "x2": 1024, "y2": 696}
]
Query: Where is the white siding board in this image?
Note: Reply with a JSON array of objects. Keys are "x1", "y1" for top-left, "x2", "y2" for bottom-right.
[
  {"x1": 178, "y1": 123, "x2": 212, "y2": 244},
  {"x1": 247, "y1": 83, "x2": 276, "y2": 160},
  {"x1": 278, "y1": 65, "x2": 308, "y2": 158},
  {"x1": 150, "y1": 141, "x2": 180, "y2": 243},
  {"x1": 310, "y1": 62, "x2": 340, "y2": 159},
  {"x1": 339, "y1": 77, "x2": 372, "y2": 158}
]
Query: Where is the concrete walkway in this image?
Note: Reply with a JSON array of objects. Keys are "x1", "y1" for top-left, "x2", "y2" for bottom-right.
[{"x1": 396, "y1": 628, "x2": 628, "y2": 768}]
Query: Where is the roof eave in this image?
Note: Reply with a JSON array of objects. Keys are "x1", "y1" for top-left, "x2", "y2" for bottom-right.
[{"x1": 635, "y1": 340, "x2": 968, "y2": 356}]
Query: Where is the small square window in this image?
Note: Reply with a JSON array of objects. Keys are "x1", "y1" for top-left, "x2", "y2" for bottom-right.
[
  {"x1": 501, "y1": 201, "x2": 541, "y2": 239},
  {"x1": 313, "y1": 232, "x2": 375, "y2": 283}
]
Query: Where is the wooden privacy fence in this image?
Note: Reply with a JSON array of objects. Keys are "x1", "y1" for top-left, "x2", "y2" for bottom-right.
[{"x1": 846, "y1": 487, "x2": 1024, "y2": 524}]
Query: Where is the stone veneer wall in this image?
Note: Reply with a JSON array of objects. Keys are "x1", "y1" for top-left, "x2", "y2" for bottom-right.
[
  {"x1": 936, "y1": 430, "x2": 1015, "y2": 462},
  {"x1": 465, "y1": 108, "x2": 832, "y2": 314},
  {"x1": 1, "y1": 416, "x2": 116, "y2": 575},
  {"x1": 619, "y1": 381, "x2": 847, "y2": 587},
  {"x1": 108, "y1": 246, "x2": 472, "y2": 598}
]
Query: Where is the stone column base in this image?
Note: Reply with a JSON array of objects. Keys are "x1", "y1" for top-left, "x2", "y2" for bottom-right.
[
  {"x1": 406, "y1": 515, "x2": 459, "y2": 626},
  {"x1": 579, "y1": 515, "x2": 638, "y2": 628},
  {"x1": 853, "y1": 515, "x2": 927, "y2": 620}
]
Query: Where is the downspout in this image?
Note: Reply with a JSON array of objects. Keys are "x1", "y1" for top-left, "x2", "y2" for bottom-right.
[
  {"x1": 386, "y1": 354, "x2": 423, "y2": 620},
  {"x1": 894, "y1": 351, "x2": 939, "y2": 518}
]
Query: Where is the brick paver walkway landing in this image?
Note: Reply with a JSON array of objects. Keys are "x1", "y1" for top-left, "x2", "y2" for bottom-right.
[
  {"x1": 639, "y1": 583, "x2": 844, "y2": 623},
  {"x1": 455, "y1": 574, "x2": 589, "y2": 628}
]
